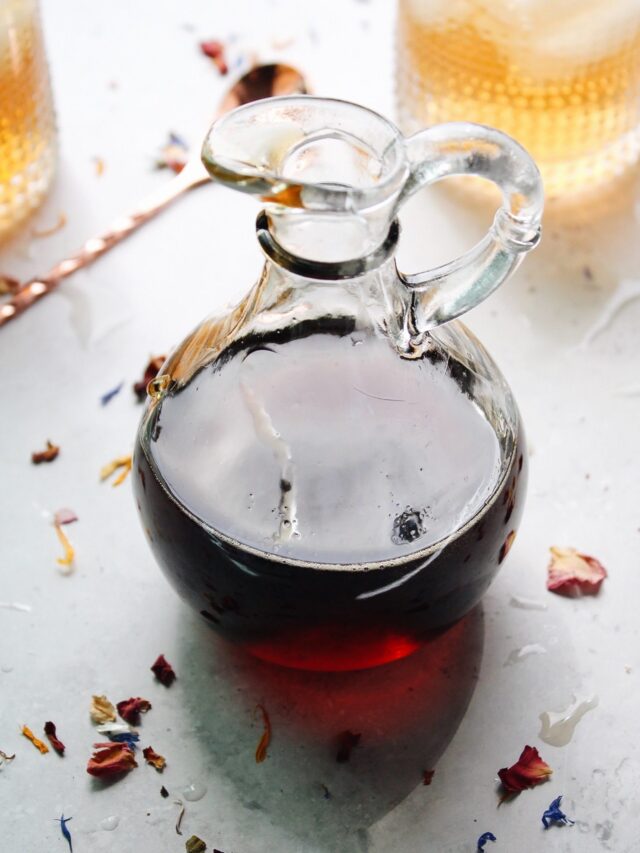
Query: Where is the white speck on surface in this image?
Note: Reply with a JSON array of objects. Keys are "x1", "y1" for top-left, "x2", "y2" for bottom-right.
[
  {"x1": 539, "y1": 695, "x2": 599, "y2": 747},
  {"x1": 509, "y1": 595, "x2": 548, "y2": 611},
  {"x1": 504, "y1": 643, "x2": 547, "y2": 666}
]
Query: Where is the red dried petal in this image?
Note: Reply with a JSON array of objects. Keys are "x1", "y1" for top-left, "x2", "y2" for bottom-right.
[
  {"x1": 422, "y1": 769, "x2": 435, "y2": 785},
  {"x1": 151, "y1": 654, "x2": 176, "y2": 686},
  {"x1": 143, "y1": 745, "x2": 166, "y2": 771},
  {"x1": 44, "y1": 721, "x2": 65, "y2": 755},
  {"x1": 117, "y1": 697, "x2": 152, "y2": 724},
  {"x1": 498, "y1": 745, "x2": 552, "y2": 794},
  {"x1": 133, "y1": 355, "x2": 166, "y2": 401},
  {"x1": 31, "y1": 440, "x2": 60, "y2": 464},
  {"x1": 547, "y1": 547, "x2": 607, "y2": 596},
  {"x1": 87, "y1": 742, "x2": 137, "y2": 777},
  {"x1": 199, "y1": 39, "x2": 228, "y2": 74}
]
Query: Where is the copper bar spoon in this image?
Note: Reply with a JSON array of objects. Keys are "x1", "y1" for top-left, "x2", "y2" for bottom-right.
[{"x1": 0, "y1": 63, "x2": 307, "y2": 328}]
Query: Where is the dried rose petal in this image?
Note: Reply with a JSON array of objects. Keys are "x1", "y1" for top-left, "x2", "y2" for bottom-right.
[
  {"x1": 199, "y1": 39, "x2": 228, "y2": 74},
  {"x1": 86, "y1": 742, "x2": 137, "y2": 777},
  {"x1": 547, "y1": 547, "x2": 607, "y2": 596},
  {"x1": 133, "y1": 355, "x2": 166, "y2": 401},
  {"x1": 336, "y1": 730, "x2": 361, "y2": 763},
  {"x1": 117, "y1": 697, "x2": 152, "y2": 725},
  {"x1": 53, "y1": 508, "x2": 78, "y2": 526},
  {"x1": 151, "y1": 654, "x2": 176, "y2": 686},
  {"x1": 44, "y1": 721, "x2": 65, "y2": 755},
  {"x1": 90, "y1": 694, "x2": 117, "y2": 724},
  {"x1": 31, "y1": 440, "x2": 59, "y2": 464},
  {"x1": 143, "y1": 745, "x2": 166, "y2": 771},
  {"x1": 422, "y1": 769, "x2": 435, "y2": 785},
  {"x1": 498, "y1": 745, "x2": 552, "y2": 795}
]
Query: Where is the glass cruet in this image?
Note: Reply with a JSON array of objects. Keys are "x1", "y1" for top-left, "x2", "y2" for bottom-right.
[{"x1": 133, "y1": 96, "x2": 543, "y2": 672}]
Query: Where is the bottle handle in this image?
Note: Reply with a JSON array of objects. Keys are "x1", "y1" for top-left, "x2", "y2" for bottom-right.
[{"x1": 396, "y1": 123, "x2": 543, "y2": 332}]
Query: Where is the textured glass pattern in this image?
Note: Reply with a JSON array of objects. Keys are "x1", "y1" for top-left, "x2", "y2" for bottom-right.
[
  {"x1": 396, "y1": 0, "x2": 640, "y2": 196},
  {"x1": 0, "y1": 0, "x2": 55, "y2": 237}
]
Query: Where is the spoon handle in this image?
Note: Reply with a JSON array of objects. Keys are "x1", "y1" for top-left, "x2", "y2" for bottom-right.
[{"x1": 0, "y1": 168, "x2": 209, "y2": 328}]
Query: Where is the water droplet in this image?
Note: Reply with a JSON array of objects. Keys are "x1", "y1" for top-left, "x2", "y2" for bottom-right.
[
  {"x1": 539, "y1": 695, "x2": 598, "y2": 747},
  {"x1": 504, "y1": 643, "x2": 547, "y2": 666},
  {"x1": 182, "y1": 781, "x2": 207, "y2": 802},
  {"x1": 509, "y1": 594, "x2": 547, "y2": 611},
  {"x1": 99, "y1": 815, "x2": 120, "y2": 831}
]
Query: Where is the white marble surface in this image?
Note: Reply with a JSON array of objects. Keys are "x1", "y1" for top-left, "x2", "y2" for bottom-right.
[{"x1": 2, "y1": 1, "x2": 640, "y2": 851}]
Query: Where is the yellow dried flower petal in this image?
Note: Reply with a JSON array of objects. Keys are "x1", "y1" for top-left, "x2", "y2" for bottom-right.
[
  {"x1": 100, "y1": 455, "x2": 132, "y2": 487},
  {"x1": 22, "y1": 724, "x2": 49, "y2": 754},
  {"x1": 54, "y1": 522, "x2": 75, "y2": 571},
  {"x1": 90, "y1": 694, "x2": 117, "y2": 724}
]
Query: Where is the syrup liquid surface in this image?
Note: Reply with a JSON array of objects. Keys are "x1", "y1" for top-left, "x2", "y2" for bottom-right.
[{"x1": 146, "y1": 332, "x2": 502, "y2": 565}]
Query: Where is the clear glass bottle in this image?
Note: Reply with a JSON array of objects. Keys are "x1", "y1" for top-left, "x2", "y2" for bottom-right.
[
  {"x1": 0, "y1": 0, "x2": 56, "y2": 238},
  {"x1": 134, "y1": 97, "x2": 543, "y2": 671}
]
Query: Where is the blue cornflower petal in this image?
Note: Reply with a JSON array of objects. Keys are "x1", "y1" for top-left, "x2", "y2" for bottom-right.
[
  {"x1": 542, "y1": 795, "x2": 575, "y2": 829},
  {"x1": 108, "y1": 731, "x2": 140, "y2": 750},
  {"x1": 100, "y1": 382, "x2": 124, "y2": 406},
  {"x1": 477, "y1": 831, "x2": 497, "y2": 850}
]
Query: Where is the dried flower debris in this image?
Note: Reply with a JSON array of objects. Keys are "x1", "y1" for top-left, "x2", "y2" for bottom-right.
[
  {"x1": 100, "y1": 455, "x2": 132, "y2": 487},
  {"x1": 160, "y1": 785, "x2": 169, "y2": 798},
  {"x1": 54, "y1": 522, "x2": 75, "y2": 570},
  {"x1": 498, "y1": 745, "x2": 552, "y2": 797},
  {"x1": 22, "y1": 724, "x2": 49, "y2": 754},
  {"x1": 87, "y1": 742, "x2": 138, "y2": 777},
  {"x1": 117, "y1": 697, "x2": 152, "y2": 725},
  {"x1": 255, "y1": 704, "x2": 271, "y2": 763},
  {"x1": 31, "y1": 440, "x2": 59, "y2": 464},
  {"x1": 155, "y1": 133, "x2": 189, "y2": 174},
  {"x1": 93, "y1": 157, "x2": 105, "y2": 176},
  {"x1": 134, "y1": 355, "x2": 166, "y2": 401},
  {"x1": 336, "y1": 730, "x2": 361, "y2": 763},
  {"x1": 53, "y1": 508, "x2": 78, "y2": 526},
  {"x1": 55, "y1": 814, "x2": 73, "y2": 852},
  {"x1": 477, "y1": 831, "x2": 496, "y2": 850},
  {"x1": 151, "y1": 654, "x2": 176, "y2": 686},
  {"x1": 90, "y1": 695, "x2": 117, "y2": 724},
  {"x1": 32, "y1": 212, "x2": 67, "y2": 238},
  {"x1": 199, "y1": 39, "x2": 228, "y2": 74},
  {"x1": 422, "y1": 769, "x2": 435, "y2": 785},
  {"x1": 100, "y1": 381, "x2": 124, "y2": 406},
  {"x1": 44, "y1": 721, "x2": 65, "y2": 755},
  {"x1": 542, "y1": 795, "x2": 574, "y2": 829},
  {"x1": 547, "y1": 547, "x2": 607, "y2": 596},
  {"x1": 186, "y1": 836, "x2": 207, "y2": 853},
  {"x1": 143, "y1": 745, "x2": 166, "y2": 771},
  {"x1": 0, "y1": 749, "x2": 16, "y2": 765}
]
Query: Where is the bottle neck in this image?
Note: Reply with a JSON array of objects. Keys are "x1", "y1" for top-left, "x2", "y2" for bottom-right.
[{"x1": 257, "y1": 211, "x2": 401, "y2": 280}]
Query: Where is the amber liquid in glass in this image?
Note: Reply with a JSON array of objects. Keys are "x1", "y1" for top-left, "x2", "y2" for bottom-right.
[
  {"x1": 134, "y1": 324, "x2": 526, "y2": 671},
  {"x1": 0, "y1": 0, "x2": 56, "y2": 236},
  {"x1": 396, "y1": 0, "x2": 640, "y2": 195}
]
